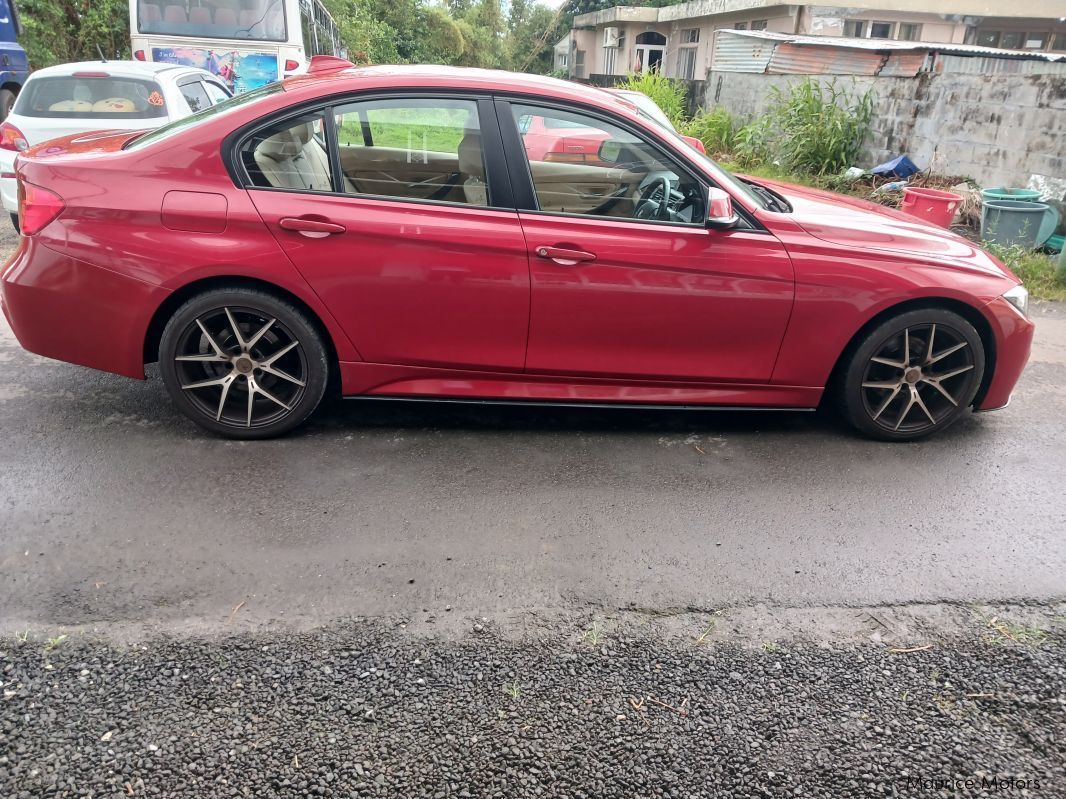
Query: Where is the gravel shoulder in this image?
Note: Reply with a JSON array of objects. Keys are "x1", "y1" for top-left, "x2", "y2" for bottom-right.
[{"x1": 3, "y1": 607, "x2": 1065, "y2": 798}]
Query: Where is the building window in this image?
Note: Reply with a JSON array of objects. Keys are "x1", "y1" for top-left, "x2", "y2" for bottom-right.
[
  {"x1": 1053, "y1": 33, "x2": 1066, "y2": 51},
  {"x1": 843, "y1": 20, "x2": 866, "y2": 38},
  {"x1": 603, "y1": 46, "x2": 616, "y2": 74},
  {"x1": 677, "y1": 47, "x2": 697, "y2": 79},
  {"x1": 1023, "y1": 34, "x2": 1047, "y2": 49},
  {"x1": 897, "y1": 23, "x2": 921, "y2": 41},
  {"x1": 870, "y1": 22, "x2": 893, "y2": 39},
  {"x1": 574, "y1": 49, "x2": 585, "y2": 77},
  {"x1": 734, "y1": 22, "x2": 748, "y2": 30},
  {"x1": 977, "y1": 30, "x2": 1000, "y2": 47},
  {"x1": 751, "y1": 20, "x2": 768, "y2": 31},
  {"x1": 680, "y1": 28, "x2": 699, "y2": 44},
  {"x1": 1000, "y1": 31, "x2": 1025, "y2": 49}
]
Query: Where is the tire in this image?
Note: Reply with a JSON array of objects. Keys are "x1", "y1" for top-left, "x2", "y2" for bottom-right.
[
  {"x1": 0, "y1": 89, "x2": 14, "y2": 123},
  {"x1": 839, "y1": 308, "x2": 985, "y2": 442},
  {"x1": 9, "y1": 213, "x2": 18, "y2": 233},
  {"x1": 158, "y1": 287, "x2": 329, "y2": 439}
]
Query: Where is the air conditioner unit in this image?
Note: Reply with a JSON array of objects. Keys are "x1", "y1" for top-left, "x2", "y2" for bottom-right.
[{"x1": 603, "y1": 27, "x2": 620, "y2": 47}]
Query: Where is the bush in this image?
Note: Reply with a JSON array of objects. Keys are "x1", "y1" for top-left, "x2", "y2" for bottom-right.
[
  {"x1": 731, "y1": 116, "x2": 774, "y2": 169},
  {"x1": 983, "y1": 243, "x2": 1066, "y2": 301},
  {"x1": 617, "y1": 71, "x2": 688, "y2": 128},
  {"x1": 767, "y1": 78, "x2": 874, "y2": 176},
  {"x1": 680, "y1": 107, "x2": 734, "y2": 155}
]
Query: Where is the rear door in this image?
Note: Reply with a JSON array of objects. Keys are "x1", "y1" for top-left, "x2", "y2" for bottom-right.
[{"x1": 242, "y1": 96, "x2": 531, "y2": 372}]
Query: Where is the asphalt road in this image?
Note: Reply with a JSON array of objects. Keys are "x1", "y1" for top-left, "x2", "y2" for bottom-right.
[{"x1": 1, "y1": 224, "x2": 1064, "y2": 632}]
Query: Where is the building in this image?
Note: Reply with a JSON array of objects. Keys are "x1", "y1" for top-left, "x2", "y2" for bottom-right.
[
  {"x1": 565, "y1": 0, "x2": 1066, "y2": 81},
  {"x1": 553, "y1": 35, "x2": 571, "y2": 74}
]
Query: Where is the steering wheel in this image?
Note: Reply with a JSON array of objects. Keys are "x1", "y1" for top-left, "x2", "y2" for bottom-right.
[{"x1": 633, "y1": 176, "x2": 671, "y2": 221}]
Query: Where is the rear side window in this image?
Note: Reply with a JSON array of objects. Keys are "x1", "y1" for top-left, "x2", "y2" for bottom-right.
[{"x1": 13, "y1": 75, "x2": 169, "y2": 119}]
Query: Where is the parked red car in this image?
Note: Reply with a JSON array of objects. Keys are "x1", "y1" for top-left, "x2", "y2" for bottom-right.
[{"x1": 1, "y1": 61, "x2": 1033, "y2": 440}]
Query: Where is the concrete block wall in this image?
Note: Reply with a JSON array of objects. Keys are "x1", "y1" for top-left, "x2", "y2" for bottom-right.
[{"x1": 703, "y1": 67, "x2": 1066, "y2": 189}]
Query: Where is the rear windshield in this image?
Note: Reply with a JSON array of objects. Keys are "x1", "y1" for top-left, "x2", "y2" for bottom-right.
[
  {"x1": 13, "y1": 75, "x2": 168, "y2": 119},
  {"x1": 125, "y1": 81, "x2": 283, "y2": 150}
]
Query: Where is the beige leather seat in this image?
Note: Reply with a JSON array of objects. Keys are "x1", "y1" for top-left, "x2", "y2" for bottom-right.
[
  {"x1": 457, "y1": 131, "x2": 487, "y2": 206},
  {"x1": 254, "y1": 122, "x2": 353, "y2": 193}
]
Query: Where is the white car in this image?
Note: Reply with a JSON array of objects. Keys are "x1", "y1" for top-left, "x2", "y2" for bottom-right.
[{"x1": 0, "y1": 60, "x2": 232, "y2": 229}]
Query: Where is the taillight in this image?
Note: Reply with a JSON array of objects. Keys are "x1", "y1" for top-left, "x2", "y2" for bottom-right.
[
  {"x1": 17, "y1": 181, "x2": 65, "y2": 236},
  {"x1": 0, "y1": 121, "x2": 28, "y2": 152},
  {"x1": 284, "y1": 59, "x2": 300, "y2": 72},
  {"x1": 134, "y1": 49, "x2": 146, "y2": 61}
]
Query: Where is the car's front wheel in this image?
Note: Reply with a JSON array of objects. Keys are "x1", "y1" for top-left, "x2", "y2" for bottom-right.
[
  {"x1": 159, "y1": 287, "x2": 329, "y2": 439},
  {"x1": 840, "y1": 308, "x2": 985, "y2": 441}
]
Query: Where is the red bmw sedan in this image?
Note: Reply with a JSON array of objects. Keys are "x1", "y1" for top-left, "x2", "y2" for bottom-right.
[{"x1": 1, "y1": 60, "x2": 1033, "y2": 441}]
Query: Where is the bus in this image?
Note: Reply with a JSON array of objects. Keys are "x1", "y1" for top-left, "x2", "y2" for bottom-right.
[{"x1": 129, "y1": 0, "x2": 343, "y2": 94}]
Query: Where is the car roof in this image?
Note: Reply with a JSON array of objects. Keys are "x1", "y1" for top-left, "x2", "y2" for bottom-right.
[
  {"x1": 284, "y1": 65, "x2": 639, "y2": 119},
  {"x1": 26, "y1": 60, "x2": 203, "y2": 80}
]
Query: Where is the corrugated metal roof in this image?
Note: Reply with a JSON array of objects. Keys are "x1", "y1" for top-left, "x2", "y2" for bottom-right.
[
  {"x1": 719, "y1": 29, "x2": 1066, "y2": 62},
  {"x1": 879, "y1": 51, "x2": 928, "y2": 77},
  {"x1": 933, "y1": 53, "x2": 1066, "y2": 75},
  {"x1": 710, "y1": 29, "x2": 776, "y2": 72},
  {"x1": 768, "y1": 42, "x2": 885, "y2": 75}
]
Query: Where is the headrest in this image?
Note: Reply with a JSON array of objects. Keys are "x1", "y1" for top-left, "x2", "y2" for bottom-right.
[
  {"x1": 458, "y1": 130, "x2": 483, "y2": 177},
  {"x1": 49, "y1": 100, "x2": 94, "y2": 112},
  {"x1": 256, "y1": 122, "x2": 314, "y2": 162}
]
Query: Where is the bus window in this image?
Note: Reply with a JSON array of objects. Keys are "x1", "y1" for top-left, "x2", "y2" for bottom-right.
[{"x1": 136, "y1": 1, "x2": 287, "y2": 43}]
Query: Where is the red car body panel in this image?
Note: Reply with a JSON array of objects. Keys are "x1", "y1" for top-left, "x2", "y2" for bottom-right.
[{"x1": 0, "y1": 66, "x2": 1033, "y2": 418}]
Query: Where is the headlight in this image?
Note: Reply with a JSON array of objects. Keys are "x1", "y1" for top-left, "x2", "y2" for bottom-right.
[{"x1": 1002, "y1": 285, "x2": 1029, "y2": 319}]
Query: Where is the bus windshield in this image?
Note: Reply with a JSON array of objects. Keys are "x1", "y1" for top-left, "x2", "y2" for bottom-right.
[{"x1": 135, "y1": 0, "x2": 287, "y2": 43}]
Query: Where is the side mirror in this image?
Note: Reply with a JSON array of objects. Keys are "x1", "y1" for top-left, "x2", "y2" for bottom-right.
[
  {"x1": 706, "y1": 187, "x2": 738, "y2": 230},
  {"x1": 597, "y1": 139, "x2": 622, "y2": 164}
]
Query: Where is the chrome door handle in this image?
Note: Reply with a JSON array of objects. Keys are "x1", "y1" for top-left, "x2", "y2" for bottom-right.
[{"x1": 534, "y1": 245, "x2": 596, "y2": 266}]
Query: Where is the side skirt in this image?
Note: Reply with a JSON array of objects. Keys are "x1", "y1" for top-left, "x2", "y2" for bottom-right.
[{"x1": 339, "y1": 361, "x2": 823, "y2": 410}]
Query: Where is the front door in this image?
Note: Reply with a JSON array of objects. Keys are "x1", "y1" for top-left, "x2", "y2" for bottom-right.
[
  {"x1": 243, "y1": 97, "x2": 530, "y2": 372},
  {"x1": 501, "y1": 101, "x2": 794, "y2": 383}
]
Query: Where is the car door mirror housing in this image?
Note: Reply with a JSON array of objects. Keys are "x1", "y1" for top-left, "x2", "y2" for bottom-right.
[
  {"x1": 598, "y1": 140, "x2": 622, "y2": 164},
  {"x1": 706, "y1": 187, "x2": 738, "y2": 230}
]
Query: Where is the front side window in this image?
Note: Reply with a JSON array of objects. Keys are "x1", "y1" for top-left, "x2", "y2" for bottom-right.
[
  {"x1": 13, "y1": 75, "x2": 169, "y2": 119},
  {"x1": 512, "y1": 104, "x2": 705, "y2": 225},
  {"x1": 242, "y1": 112, "x2": 332, "y2": 192},
  {"x1": 136, "y1": 0, "x2": 286, "y2": 43},
  {"x1": 331, "y1": 98, "x2": 489, "y2": 207},
  {"x1": 203, "y1": 80, "x2": 232, "y2": 104}
]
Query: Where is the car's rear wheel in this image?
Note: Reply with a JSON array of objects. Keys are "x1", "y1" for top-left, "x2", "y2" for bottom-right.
[
  {"x1": 159, "y1": 288, "x2": 329, "y2": 439},
  {"x1": 840, "y1": 308, "x2": 984, "y2": 441}
]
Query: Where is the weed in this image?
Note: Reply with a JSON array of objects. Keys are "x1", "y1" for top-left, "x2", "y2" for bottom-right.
[
  {"x1": 768, "y1": 78, "x2": 874, "y2": 175},
  {"x1": 581, "y1": 622, "x2": 605, "y2": 646},
  {"x1": 14, "y1": 630, "x2": 29, "y2": 644},
  {"x1": 762, "y1": 642, "x2": 780, "y2": 653},
  {"x1": 681, "y1": 107, "x2": 735, "y2": 155},
  {"x1": 983, "y1": 243, "x2": 1066, "y2": 302},
  {"x1": 983, "y1": 615, "x2": 1049, "y2": 647},
  {"x1": 503, "y1": 680, "x2": 521, "y2": 700},
  {"x1": 44, "y1": 634, "x2": 67, "y2": 652}
]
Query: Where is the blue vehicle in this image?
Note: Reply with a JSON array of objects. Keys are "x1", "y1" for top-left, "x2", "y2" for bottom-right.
[{"x1": 0, "y1": 0, "x2": 28, "y2": 120}]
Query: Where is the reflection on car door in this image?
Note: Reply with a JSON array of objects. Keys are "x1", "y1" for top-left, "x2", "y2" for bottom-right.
[
  {"x1": 244, "y1": 98, "x2": 531, "y2": 372},
  {"x1": 503, "y1": 100, "x2": 795, "y2": 383}
]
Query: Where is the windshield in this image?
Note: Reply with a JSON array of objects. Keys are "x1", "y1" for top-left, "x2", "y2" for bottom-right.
[
  {"x1": 136, "y1": 0, "x2": 287, "y2": 43},
  {"x1": 125, "y1": 81, "x2": 283, "y2": 150},
  {"x1": 618, "y1": 91, "x2": 676, "y2": 132}
]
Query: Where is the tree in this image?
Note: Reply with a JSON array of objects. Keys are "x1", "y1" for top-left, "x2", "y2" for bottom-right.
[{"x1": 19, "y1": 0, "x2": 131, "y2": 67}]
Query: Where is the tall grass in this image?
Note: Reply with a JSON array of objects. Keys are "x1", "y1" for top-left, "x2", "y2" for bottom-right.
[
  {"x1": 680, "y1": 107, "x2": 735, "y2": 155},
  {"x1": 768, "y1": 79, "x2": 874, "y2": 175}
]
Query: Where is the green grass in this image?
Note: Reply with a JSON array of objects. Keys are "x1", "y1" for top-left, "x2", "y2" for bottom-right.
[{"x1": 984, "y1": 243, "x2": 1066, "y2": 301}]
